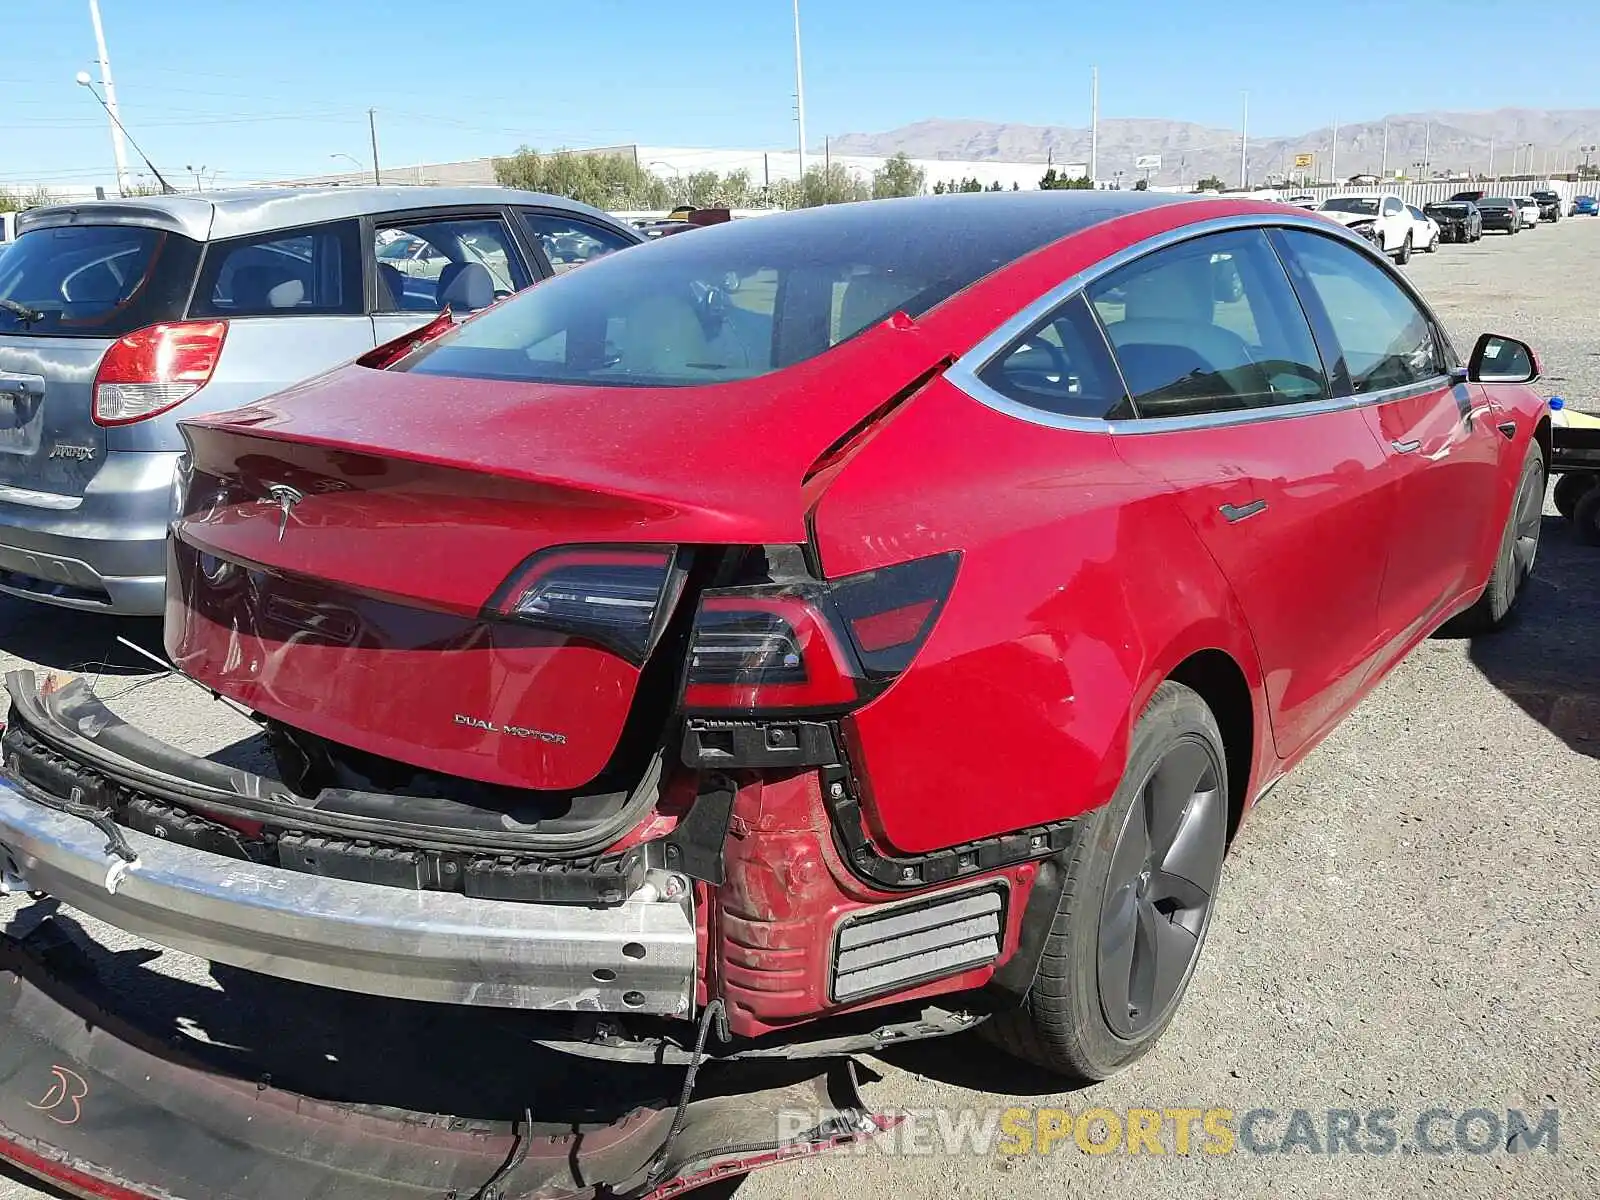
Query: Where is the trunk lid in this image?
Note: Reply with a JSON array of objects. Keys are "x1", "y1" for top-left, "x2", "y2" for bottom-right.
[
  {"x1": 0, "y1": 336, "x2": 111, "y2": 497},
  {"x1": 169, "y1": 317, "x2": 948, "y2": 793}
]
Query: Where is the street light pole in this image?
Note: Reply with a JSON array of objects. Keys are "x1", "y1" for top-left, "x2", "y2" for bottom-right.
[
  {"x1": 368, "y1": 109, "x2": 382, "y2": 185},
  {"x1": 1330, "y1": 116, "x2": 1338, "y2": 184},
  {"x1": 87, "y1": 0, "x2": 130, "y2": 195},
  {"x1": 1239, "y1": 90, "x2": 1249, "y2": 190},
  {"x1": 1090, "y1": 66, "x2": 1099, "y2": 187},
  {"x1": 75, "y1": 72, "x2": 173, "y2": 193},
  {"x1": 792, "y1": 0, "x2": 808, "y2": 180}
]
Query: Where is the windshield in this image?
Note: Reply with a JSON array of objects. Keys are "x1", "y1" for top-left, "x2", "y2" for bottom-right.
[
  {"x1": 1319, "y1": 197, "x2": 1379, "y2": 215},
  {"x1": 0, "y1": 223, "x2": 201, "y2": 337},
  {"x1": 1532, "y1": 191, "x2": 1558, "y2": 201},
  {"x1": 402, "y1": 205, "x2": 1063, "y2": 387}
]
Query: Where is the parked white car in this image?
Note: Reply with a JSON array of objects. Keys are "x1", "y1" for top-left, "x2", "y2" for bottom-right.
[
  {"x1": 1512, "y1": 197, "x2": 1540, "y2": 229},
  {"x1": 1316, "y1": 194, "x2": 1417, "y2": 262},
  {"x1": 1405, "y1": 204, "x2": 1441, "y2": 253}
]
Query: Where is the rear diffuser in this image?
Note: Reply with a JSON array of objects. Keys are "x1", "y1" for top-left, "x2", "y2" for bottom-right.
[{"x1": 0, "y1": 923, "x2": 888, "y2": 1200}]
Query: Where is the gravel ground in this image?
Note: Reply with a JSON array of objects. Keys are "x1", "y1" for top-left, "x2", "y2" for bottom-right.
[{"x1": 3, "y1": 216, "x2": 1599, "y2": 1200}]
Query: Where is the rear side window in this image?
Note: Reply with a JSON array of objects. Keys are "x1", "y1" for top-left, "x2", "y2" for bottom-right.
[
  {"x1": 0, "y1": 224, "x2": 201, "y2": 337},
  {"x1": 1274, "y1": 229, "x2": 1442, "y2": 393},
  {"x1": 193, "y1": 221, "x2": 361, "y2": 317},
  {"x1": 976, "y1": 293, "x2": 1130, "y2": 419},
  {"x1": 1088, "y1": 228, "x2": 1328, "y2": 418},
  {"x1": 518, "y1": 211, "x2": 637, "y2": 274}
]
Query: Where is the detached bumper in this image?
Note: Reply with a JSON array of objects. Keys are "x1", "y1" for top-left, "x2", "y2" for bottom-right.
[
  {"x1": 0, "y1": 782, "x2": 697, "y2": 1014},
  {"x1": 0, "y1": 927, "x2": 888, "y2": 1200}
]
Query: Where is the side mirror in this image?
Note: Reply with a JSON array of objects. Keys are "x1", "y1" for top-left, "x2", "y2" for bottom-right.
[{"x1": 1468, "y1": 333, "x2": 1540, "y2": 384}]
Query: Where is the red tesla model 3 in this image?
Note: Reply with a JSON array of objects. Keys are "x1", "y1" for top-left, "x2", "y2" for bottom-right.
[{"x1": 1, "y1": 191, "x2": 1549, "y2": 1089}]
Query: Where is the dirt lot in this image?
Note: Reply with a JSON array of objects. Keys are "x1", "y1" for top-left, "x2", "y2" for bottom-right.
[{"x1": 3, "y1": 215, "x2": 1599, "y2": 1200}]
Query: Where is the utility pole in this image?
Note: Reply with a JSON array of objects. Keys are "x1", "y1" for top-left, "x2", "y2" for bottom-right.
[
  {"x1": 1381, "y1": 118, "x2": 1388, "y2": 178},
  {"x1": 792, "y1": 0, "x2": 807, "y2": 180},
  {"x1": 1330, "y1": 117, "x2": 1338, "y2": 184},
  {"x1": 87, "y1": 0, "x2": 131, "y2": 195},
  {"x1": 368, "y1": 108, "x2": 381, "y2": 185},
  {"x1": 1090, "y1": 66, "x2": 1099, "y2": 187},
  {"x1": 1488, "y1": 137, "x2": 1495, "y2": 181},
  {"x1": 1239, "y1": 90, "x2": 1249, "y2": 190},
  {"x1": 824, "y1": 135, "x2": 830, "y2": 175},
  {"x1": 1422, "y1": 119, "x2": 1431, "y2": 179}
]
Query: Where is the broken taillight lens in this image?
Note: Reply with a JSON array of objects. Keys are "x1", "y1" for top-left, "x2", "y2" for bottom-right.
[
  {"x1": 679, "y1": 551, "x2": 960, "y2": 715},
  {"x1": 491, "y1": 545, "x2": 688, "y2": 665}
]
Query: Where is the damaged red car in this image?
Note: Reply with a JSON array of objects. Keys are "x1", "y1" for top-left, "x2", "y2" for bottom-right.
[{"x1": 0, "y1": 191, "x2": 1550, "y2": 1198}]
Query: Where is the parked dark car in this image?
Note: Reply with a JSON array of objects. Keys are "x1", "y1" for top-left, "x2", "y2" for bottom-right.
[
  {"x1": 1476, "y1": 197, "x2": 1522, "y2": 235},
  {"x1": 1531, "y1": 190, "x2": 1563, "y2": 222},
  {"x1": 1450, "y1": 189, "x2": 1487, "y2": 204},
  {"x1": 1424, "y1": 200, "x2": 1483, "y2": 243}
]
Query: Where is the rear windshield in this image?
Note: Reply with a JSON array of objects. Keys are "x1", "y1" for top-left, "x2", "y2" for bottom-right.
[
  {"x1": 401, "y1": 210, "x2": 1038, "y2": 387},
  {"x1": 1479, "y1": 198, "x2": 1513, "y2": 208},
  {"x1": 1427, "y1": 204, "x2": 1470, "y2": 216},
  {"x1": 0, "y1": 224, "x2": 200, "y2": 337}
]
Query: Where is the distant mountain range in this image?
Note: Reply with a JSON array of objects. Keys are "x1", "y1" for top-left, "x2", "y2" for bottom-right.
[{"x1": 828, "y1": 110, "x2": 1600, "y2": 185}]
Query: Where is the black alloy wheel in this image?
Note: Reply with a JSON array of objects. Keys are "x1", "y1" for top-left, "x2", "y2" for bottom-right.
[
  {"x1": 1444, "y1": 441, "x2": 1545, "y2": 633},
  {"x1": 1096, "y1": 736, "x2": 1226, "y2": 1039}
]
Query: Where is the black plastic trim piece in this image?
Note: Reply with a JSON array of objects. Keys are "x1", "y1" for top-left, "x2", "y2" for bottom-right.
[
  {"x1": 818, "y1": 754, "x2": 1079, "y2": 891},
  {"x1": 983, "y1": 852, "x2": 1068, "y2": 1003},
  {"x1": 681, "y1": 719, "x2": 840, "y2": 770},
  {"x1": 645, "y1": 774, "x2": 736, "y2": 885}
]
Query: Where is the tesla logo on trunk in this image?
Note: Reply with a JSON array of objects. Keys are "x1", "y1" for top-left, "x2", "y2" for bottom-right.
[{"x1": 263, "y1": 483, "x2": 304, "y2": 540}]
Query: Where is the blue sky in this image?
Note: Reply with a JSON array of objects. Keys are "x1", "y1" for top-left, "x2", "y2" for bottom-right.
[{"x1": 4, "y1": 0, "x2": 1595, "y2": 189}]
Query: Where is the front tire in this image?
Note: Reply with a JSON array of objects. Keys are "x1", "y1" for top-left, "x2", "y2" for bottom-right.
[
  {"x1": 1446, "y1": 440, "x2": 1545, "y2": 634},
  {"x1": 1553, "y1": 471, "x2": 1596, "y2": 521},
  {"x1": 984, "y1": 681, "x2": 1228, "y2": 1082}
]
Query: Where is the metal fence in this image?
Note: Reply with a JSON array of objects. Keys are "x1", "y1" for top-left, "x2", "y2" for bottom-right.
[{"x1": 1264, "y1": 179, "x2": 1592, "y2": 208}]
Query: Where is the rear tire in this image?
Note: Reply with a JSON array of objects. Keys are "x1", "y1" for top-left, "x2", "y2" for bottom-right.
[
  {"x1": 1395, "y1": 232, "x2": 1413, "y2": 264},
  {"x1": 1575, "y1": 485, "x2": 1600, "y2": 547},
  {"x1": 1554, "y1": 472, "x2": 1596, "y2": 521},
  {"x1": 983, "y1": 681, "x2": 1228, "y2": 1082},
  {"x1": 1445, "y1": 440, "x2": 1545, "y2": 634},
  {"x1": 1426, "y1": 231, "x2": 1438, "y2": 252}
]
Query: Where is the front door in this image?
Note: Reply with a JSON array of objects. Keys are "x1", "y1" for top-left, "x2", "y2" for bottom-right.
[
  {"x1": 1272, "y1": 228, "x2": 1504, "y2": 651},
  {"x1": 369, "y1": 211, "x2": 534, "y2": 345},
  {"x1": 1090, "y1": 228, "x2": 1396, "y2": 758}
]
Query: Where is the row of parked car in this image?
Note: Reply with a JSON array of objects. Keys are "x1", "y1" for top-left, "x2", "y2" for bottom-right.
[{"x1": 1284, "y1": 187, "x2": 1593, "y2": 263}]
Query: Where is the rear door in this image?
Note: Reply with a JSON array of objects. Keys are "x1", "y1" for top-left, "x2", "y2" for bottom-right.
[
  {"x1": 189, "y1": 220, "x2": 374, "y2": 412},
  {"x1": 0, "y1": 221, "x2": 201, "y2": 498},
  {"x1": 513, "y1": 209, "x2": 640, "y2": 276},
  {"x1": 369, "y1": 209, "x2": 534, "y2": 344},
  {"x1": 1097, "y1": 227, "x2": 1396, "y2": 758}
]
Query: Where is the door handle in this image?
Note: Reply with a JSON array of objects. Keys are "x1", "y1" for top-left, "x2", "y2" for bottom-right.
[
  {"x1": 1496, "y1": 420, "x2": 1517, "y2": 441},
  {"x1": 1220, "y1": 500, "x2": 1267, "y2": 523},
  {"x1": 1464, "y1": 404, "x2": 1493, "y2": 430},
  {"x1": 1391, "y1": 438, "x2": 1422, "y2": 453}
]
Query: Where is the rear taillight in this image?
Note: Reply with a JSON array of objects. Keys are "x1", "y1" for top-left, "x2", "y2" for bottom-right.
[
  {"x1": 93, "y1": 320, "x2": 227, "y2": 426},
  {"x1": 491, "y1": 545, "x2": 689, "y2": 665},
  {"x1": 680, "y1": 551, "x2": 960, "y2": 715}
]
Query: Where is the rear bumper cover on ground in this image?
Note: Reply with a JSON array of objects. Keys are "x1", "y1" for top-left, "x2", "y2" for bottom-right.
[
  {"x1": 0, "y1": 782, "x2": 698, "y2": 1015},
  {"x1": 0, "y1": 926, "x2": 887, "y2": 1200}
]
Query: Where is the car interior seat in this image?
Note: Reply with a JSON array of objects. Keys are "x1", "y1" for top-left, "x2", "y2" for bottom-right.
[
  {"x1": 1105, "y1": 258, "x2": 1260, "y2": 414},
  {"x1": 376, "y1": 263, "x2": 407, "y2": 311},
  {"x1": 611, "y1": 292, "x2": 715, "y2": 378},
  {"x1": 435, "y1": 261, "x2": 496, "y2": 312},
  {"x1": 836, "y1": 273, "x2": 920, "y2": 342}
]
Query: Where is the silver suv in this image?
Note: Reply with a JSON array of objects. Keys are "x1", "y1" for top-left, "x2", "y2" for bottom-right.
[{"x1": 0, "y1": 186, "x2": 642, "y2": 615}]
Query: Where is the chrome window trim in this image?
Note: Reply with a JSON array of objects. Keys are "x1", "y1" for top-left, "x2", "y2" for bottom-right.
[{"x1": 946, "y1": 211, "x2": 1457, "y2": 436}]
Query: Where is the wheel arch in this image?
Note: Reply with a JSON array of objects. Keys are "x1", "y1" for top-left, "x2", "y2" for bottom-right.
[{"x1": 1166, "y1": 649, "x2": 1255, "y2": 843}]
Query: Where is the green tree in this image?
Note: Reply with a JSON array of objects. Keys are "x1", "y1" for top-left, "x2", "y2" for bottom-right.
[
  {"x1": 871, "y1": 152, "x2": 925, "y2": 199},
  {"x1": 1039, "y1": 168, "x2": 1093, "y2": 190},
  {"x1": 1133, "y1": 177, "x2": 1149, "y2": 191},
  {"x1": 932, "y1": 180, "x2": 948, "y2": 195},
  {"x1": 1193, "y1": 175, "x2": 1227, "y2": 193},
  {"x1": 493, "y1": 147, "x2": 670, "y2": 209},
  {"x1": 0, "y1": 186, "x2": 54, "y2": 212}
]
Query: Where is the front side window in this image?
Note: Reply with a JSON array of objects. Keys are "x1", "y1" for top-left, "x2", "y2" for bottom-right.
[
  {"x1": 1275, "y1": 229, "x2": 1442, "y2": 394},
  {"x1": 194, "y1": 221, "x2": 360, "y2": 317},
  {"x1": 976, "y1": 293, "x2": 1129, "y2": 419},
  {"x1": 1086, "y1": 228, "x2": 1328, "y2": 418},
  {"x1": 518, "y1": 212, "x2": 636, "y2": 275},
  {"x1": 371, "y1": 216, "x2": 528, "y2": 314}
]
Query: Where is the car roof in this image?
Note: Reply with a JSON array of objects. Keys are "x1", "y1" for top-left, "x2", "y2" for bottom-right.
[
  {"x1": 641, "y1": 189, "x2": 1203, "y2": 252},
  {"x1": 14, "y1": 185, "x2": 631, "y2": 243}
]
